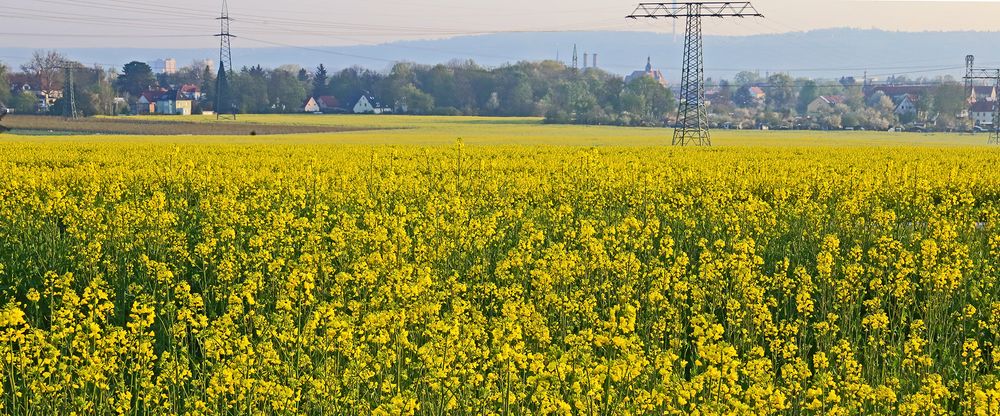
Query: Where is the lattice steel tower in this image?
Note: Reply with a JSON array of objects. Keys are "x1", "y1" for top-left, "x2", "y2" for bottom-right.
[
  {"x1": 628, "y1": 2, "x2": 763, "y2": 146},
  {"x1": 215, "y1": 0, "x2": 236, "y2": 119},
  {"x1": 965, "y1": 56, "x2": 1000, "y2": 145},
  {"x1": 55, "y1": 62, "x2": 80, "y2": 119},
  {"x1": 966, "y1": 55, "x2": 975, "y2": 94}
]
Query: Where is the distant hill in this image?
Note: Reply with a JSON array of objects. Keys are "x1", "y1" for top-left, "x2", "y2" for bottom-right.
[{"x1": 2, "y1": 29, "x2": 996, "y2": 81}]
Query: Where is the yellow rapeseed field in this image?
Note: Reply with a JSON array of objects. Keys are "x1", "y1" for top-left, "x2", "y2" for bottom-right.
[{"x1": 1, "y1": 120, "x2": 1000, "y2": 414}]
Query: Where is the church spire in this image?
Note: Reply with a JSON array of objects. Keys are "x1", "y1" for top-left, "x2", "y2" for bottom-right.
[{"x1": 646, "y1": 57, "x2": 652, "y2": 72}]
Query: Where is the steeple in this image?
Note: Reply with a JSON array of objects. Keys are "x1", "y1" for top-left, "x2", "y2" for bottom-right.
[{"x1": 646, "y1": 57, "x2": 652, "y2": 72}]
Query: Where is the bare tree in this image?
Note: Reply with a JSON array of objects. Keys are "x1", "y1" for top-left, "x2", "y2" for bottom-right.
[{"x1": 21, "y1": 50, "x2": 66, "y2": 93}]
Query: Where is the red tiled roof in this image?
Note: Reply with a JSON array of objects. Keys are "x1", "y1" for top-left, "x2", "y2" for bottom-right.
[
  {"x1": 316, "y1": 95, "x2": 339, "y2": 108},
  {"x1": 138, "y1": 89, "x2": 166, "y2": 102}
]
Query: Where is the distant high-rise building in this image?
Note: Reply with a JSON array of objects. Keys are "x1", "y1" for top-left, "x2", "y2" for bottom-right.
[
  {"x1": 147, "y1": 58, "x2": 179, "y2": 75},
  {"x1": 164, "y1": 58, "x2": 177, "y2": 75},
  {"x1": 147, "y1": 59, "x2": 166, "y2": 74}
]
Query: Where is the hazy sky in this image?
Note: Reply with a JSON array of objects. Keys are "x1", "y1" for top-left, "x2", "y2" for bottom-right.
[{"x1": 4, "y1": 0, "x2": 1000, "y2": 50}]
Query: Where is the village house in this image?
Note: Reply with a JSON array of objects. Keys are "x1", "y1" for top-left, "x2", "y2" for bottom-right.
[
  {"x1": 865, "y1": 85, "x2": 932, "y2": 116},
  {"x1": 179, "y1": 84, "x2": 201, "y2": 101},
  {"x1": 133, "y1": 89, "x2": 165, "y2": 115},
  {"x1": 8, "y1": 73, "x2": 62, "y2": 112},
  {"x1": 316, "y1": 96, "x2": 339, "y2": 112},
  {"x1": 303, "y1": 96, "x2": 340, "y2": 113},
  {"x1": 970, "y1": 101, "x2": 995, "y2": 126},
  {"x1": 894, "y1": 94, "x2": 918, "y2": 116},
  {"x1": 8, "y1": 75, "x2": 36, "y2": 96},
  {"x1": 806, "y1": 95, "x2": 846, "y2": 114},
  {"x1": 155, "y1": 89, "x2": 194, "y2": 115},
  {"x1": 625, "y1": 57, "x2": 669, "y2": 87},
  {"x1": 303, "y1": 97, "x2": 320, "y2": 113},
  {"x1": 353, "y1": 93, "x2": 391, "y2": 114}
]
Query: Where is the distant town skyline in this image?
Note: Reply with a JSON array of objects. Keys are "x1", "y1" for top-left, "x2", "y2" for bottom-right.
[{"x1": 5, "y1": 0, "x2": 1000, "y2": 51}]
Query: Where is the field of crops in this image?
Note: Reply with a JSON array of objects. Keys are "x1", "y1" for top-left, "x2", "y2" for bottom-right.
[
  {"x1": 1, "y1": 119, "x2": 1000, "y2": 414},
  {"x1": 0, "y1": 115, "x2": 368, "y2": 136}
]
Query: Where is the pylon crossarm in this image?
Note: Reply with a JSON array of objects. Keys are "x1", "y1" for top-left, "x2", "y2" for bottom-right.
[
  {"x1": 966, "y1": 69, "x2": 1000, "y2": 80},
  {"x1": 964, "y1": 61, "x2": 1000, "y2": 144},
  {"x1": 627, "y1": 2, "x2": 763, "y2": 18}
]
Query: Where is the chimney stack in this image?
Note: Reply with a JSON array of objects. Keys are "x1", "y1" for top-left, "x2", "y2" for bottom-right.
[
  {"x1": 593, "y1": 54, "x2": 597, "y2": 69},
  {"x1": 583, "y1": 53, "x2": 588, "y2": 69}
]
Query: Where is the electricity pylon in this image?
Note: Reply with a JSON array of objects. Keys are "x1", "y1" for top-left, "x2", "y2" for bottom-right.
[
  {"x1": 965, "y1": 57, "x2": 1000, "y2": 144},
  {"x1": 54, "y1": 62, "x2": 80, "y2": 119},
  {"x1": 628, "y1": 2, "x2": 763, "y2": 146},
  {"x1": 215, "y1": 0, "x2": 236, "y2": 120}
]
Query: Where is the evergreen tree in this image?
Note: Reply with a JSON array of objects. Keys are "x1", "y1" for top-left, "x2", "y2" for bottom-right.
[
  {"x1": 200, "y1": 65, "x2": 216, "y2": 111},
  {"x1": 215, "y1": 63, "x2": 231, "y2": 115},
  {"x1": 312, "y1": 64, "x2": 328, "y2": 97}
]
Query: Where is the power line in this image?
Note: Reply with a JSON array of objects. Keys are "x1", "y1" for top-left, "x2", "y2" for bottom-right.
[
  {"x1": 239, "y1": 37, "x2": 396, "y2": 63},
  {"x1": 0, "y1": 32, "x2": 208, "y2": 39}
]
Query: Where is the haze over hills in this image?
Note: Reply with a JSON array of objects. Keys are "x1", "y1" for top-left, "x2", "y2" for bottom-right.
[{"x1": 2, "y1": 28, "x2": 996, "y2": 81}]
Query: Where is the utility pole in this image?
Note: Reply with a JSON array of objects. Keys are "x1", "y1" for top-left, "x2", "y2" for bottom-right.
[
  {"x1": 628, "y1": 2, "x2": 763, "y2": 146},
  {"x1": 215, "y1": 0, "x2": 236, "y2": 120},
  {"x1": 964, "y1": 57, "x2": 1000, "y2": 144}
]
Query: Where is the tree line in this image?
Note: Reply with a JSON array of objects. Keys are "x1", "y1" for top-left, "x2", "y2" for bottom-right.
[
  {"x1": 0, "y1": 50, "x2": 975, "y2": 131},
  {"x1": 2, "y1": 51, "x2": 676, "y2": 126},
  {"x1": 706, "y1": 72, "x2": 971, "y2": 131},
  {"x1": 223, "y1": 60, "x2": 675, "y2": 126}
]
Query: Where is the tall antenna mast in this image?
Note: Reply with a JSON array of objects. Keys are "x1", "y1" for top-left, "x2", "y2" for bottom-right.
[
  {"x1": 215, "y1": 0, "x2": 236, "y2": 119},
  {"x1": 628, "y1": 2, "x2": 763, "y2": 146}
]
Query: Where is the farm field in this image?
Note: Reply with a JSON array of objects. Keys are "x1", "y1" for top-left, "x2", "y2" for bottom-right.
[
  {"x1": 0, "y1": 115, "x2": 372, "y2": 136},
  {"x1": 2, "y1": 114, "x2": 991, "y2": 146},
  {"x1": 1, "y1": 116, "x2": 1000, "y2": 414}
]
